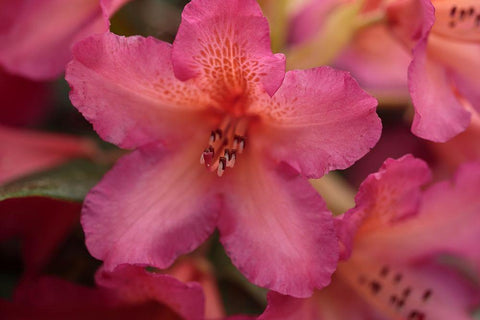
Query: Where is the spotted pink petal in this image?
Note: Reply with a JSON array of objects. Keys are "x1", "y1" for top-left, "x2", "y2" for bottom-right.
[
  {"x1": 251, "y1": 67, "x2": 381, "y2": 178},
  {"x1": 337, "y1": 155, "x2": 431, "y2": 259},
  {"x1": 409, "y1": 40, "x2": 471, "y2": 142},
  {"x1": 172, "y1": 0, "x2": 285, "y2": 97},
  {"x1": 96, "y1": 265, "x2": 205, "y2": 320},
  {"x1": 82, "y1": 141, "x2": 220, "y2": 271},
  {"x1": 218, "y1": 150, "x2": 338, "y2": 298},
  {"x1": 66, "y1": 33, "x2": 215, "y2": 149},
  {"x1": 0, "y1": 126, "x2": 96, "y2": 185},
  {"x1": 0, "y1": 0, "x2": 129, "y2": 80},
  {"x1": 364, "y1": 161, "x2": 480, "y2": 267}
]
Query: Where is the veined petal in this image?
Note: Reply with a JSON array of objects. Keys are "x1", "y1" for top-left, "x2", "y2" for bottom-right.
[
  {"x1": 172, "y1": 0, "x2": 285, "y2": 97},
  {"x1": 82, "y1": 140, "x2": 220, "y2": 271},
  {"x1": 96, "y1": 265, "x2": 205, "y2": 320},
  {"x1": 251, "y1": 67, "x2": 381, "y2": 178},
  {"x1": 66, "y1": 33, "x2": 215, "y2": 149},
  {"x1": 218, "y1": 149, "x2": 339, "y2": 298},
  {"x1": 337, "y1": 155, "x2": 431, "y2": 259},
  {"x1": 409, "y1": 40, "x2": 471, "y2": 142},
  {"x1": 0, "y1": 126, "x2": 96, "y2": 184},
  {"x1": 0, "y1": 0, "x2": 120, "y2": 80}
]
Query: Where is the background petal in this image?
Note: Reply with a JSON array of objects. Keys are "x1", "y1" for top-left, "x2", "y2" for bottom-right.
[
  {"x1": 82, "y1": 141, "x2": 221, "y2": 271},
  {"x1": 251, "y1": 67, "x2": 381, "y2": 178},
  {"x1": 172, "y1": 0, "x2": 285, "y2": 97},
  {"x1": 409, "y1": 41, "x2": 471, "y2": 142}
]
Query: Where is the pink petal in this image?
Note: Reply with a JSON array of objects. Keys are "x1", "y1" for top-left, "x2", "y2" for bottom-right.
[
  {"x1": 334, "y1": 24, "x2": 410, "y2": 99},
  {"x1": 0, "y1": 126, "x2": 97, "y2": 184},
  {"x1": 409, "y1": 41, "x2": 471, "y2": 142},
  {"x1": 260, "y1": 280, "x2": 382, "y2": 320},
  {"x1": 172, "y1": 0, "x2": 285, "y2": 97},
  {"x1": 82, "y1": 141, "x2": 220, "y2": 271},
  {"x1": 218, "y1": 150, "x2": 339, "y2": 298},
  {"x1": 0, "y1": 198, "x2": 80, "y2": 277},
  {"x1": 337, "y1": 155, "x2": 431, "y2": 259},
  {"x1": 0, "y1": 0, "x2": 106, "y2": 80},
  {"x1": 365, "y1": 161, "x2": 480, "y2": 267},
  {"x1": 427, "y1": 35, "x2": 480, "y2": 113},
  {"x1": 66, "y1": 33, "x2": 215, "y2": 149},
  {"x1": 96, "y1": 265, "x2": 205, "y2": 320},
  {"x1": 251, "y1": 67, "x2": 381, "y2": 178}
]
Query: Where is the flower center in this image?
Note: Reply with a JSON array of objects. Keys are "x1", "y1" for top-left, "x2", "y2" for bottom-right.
[
  {"x1": 338, "y1": 260, "x2": 433, "y2": 320},
  {"x1": 199, "y1": 115, "x2": 248, "y2": 177},
  {"x1": 432, "y1": 1, "x2": 480, "y2": 42}
]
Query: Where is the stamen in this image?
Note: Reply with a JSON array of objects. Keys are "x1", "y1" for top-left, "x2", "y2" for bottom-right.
[{"x1": 199, "y1": 116, "x2": 249, "y2": 176}]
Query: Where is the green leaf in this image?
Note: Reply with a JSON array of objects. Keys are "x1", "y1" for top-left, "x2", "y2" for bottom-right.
[{"x1": 0, "y1": 159, "x2": 111, "y2": 202}]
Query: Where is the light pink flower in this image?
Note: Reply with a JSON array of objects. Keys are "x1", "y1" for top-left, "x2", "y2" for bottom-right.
[
  {"x1": 0, "y1": 0, "x2": 130, "y2": 80},
  {"x1": 66, "y1": 0, "x2": 381, "y2": 297},
  {"x1": 0, "y1": 264, "x2": 205, "y2": 320},
  {"x1": 0, "y1": 126, "x2": 97, "y2": 185},
  {"x1": 260, "y1": 155, "x2": 480, "y2": 319},
  {"x1": 387, "y1": 0, "x2": 480, "y2": 142}
]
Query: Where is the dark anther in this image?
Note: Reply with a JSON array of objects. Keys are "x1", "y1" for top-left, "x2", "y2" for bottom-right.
[
  {"x1": 210, "y1": 131, "x2": 216, "y2": 142},
  {"x1": 403, "y1": 287, "x2": 411, "y2": 297},
  {"x1": 469, "y1": 7, "x2": 475, "y2": 16},
  {"x1": 369, "y1": 281, "x2": 382, "y2": 294},
  {"x1": 450, "y1": 6, "x2": 457, "y2": 17},
  {"x1": 390, "y1": 295, "x2": 397, "y2": 304},
  {"x1": 408, "y1": 310, "x2": 425, "y2": 320},
  {"x1": 449, "y1": 21, "x2": 456, "y2": 28},
  {"x1": 476, "y1": 15, "x2": 480, "y2": 27},
  {"x1": 380, "y1": 266, "x2": 389, "y2": 277},
  {"x1": 422, "y1": 289, "x2": 432, "y2": 302},
  {"x1": 219, "y1": 157, "x2": 226, "y2": 168},
  {"x1": 215, "y1": 128, "x2": 223, "y2": 139},
  {"x1": 394, "y1": 273, "x2": 403, "y2": 283},
  {"x1": 460, "y1": 9, "x2": 466, "y2": 19},
  {"x1": 396, "y1": 299, "x2": 405, "y2": 308}
]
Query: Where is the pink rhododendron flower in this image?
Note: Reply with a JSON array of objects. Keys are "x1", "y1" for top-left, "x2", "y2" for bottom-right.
[
  {"x1": 0, "y1": 0, "x2": 131, "y2": 80},
  {"x1": 388, "y1": 0, "x2": 480, "y2": 142},
  {"x1": 260, "y1": 155, "x2": 480, "y2": 319},
  {"x1": 66, "y1": 0, "x2": 381, "y2": 297},
  {"x1": 0, "y1": 198, "x2": 80, "y2": 278},
  {"x1": 0, "y1": 126, "x2": 97, "y2": 185},
  {"x1": 0, "y1": 264, "x2": 205, "y2": 320}
]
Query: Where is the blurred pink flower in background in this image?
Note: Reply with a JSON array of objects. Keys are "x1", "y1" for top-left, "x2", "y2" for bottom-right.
[
  {"x1": 260, "y1": 155, "x2": 480, "y2": 319},
  {"x1": 0, "y1": 0, "x2": 131, "y2": 80},
  {"x1": 0, "y1": 263, "x2": 207, "y2": 320},
  {"x1": 66, "y1": 0, "x2": 381, "y2": 297},
  {"x1": 0, "y1": 126, "x2": 97, "y2": 185},
  {"x1": 0, "y1": 69, "x2": 52, "y2": 127},
  {"x1": 388, "y1": 0, "x2": 480, "y2": 142}
]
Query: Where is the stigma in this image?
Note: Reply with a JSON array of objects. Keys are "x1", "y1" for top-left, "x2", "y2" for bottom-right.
[{"x1": 199, "y1": 115, "x2": 248, "y2": 177}]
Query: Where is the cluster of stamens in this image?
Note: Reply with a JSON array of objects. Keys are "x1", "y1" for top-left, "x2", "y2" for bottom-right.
[
  {"x1": 200, "y1": 116, "x2": 247, "y2": 177},
  {"x1": 449, "y1": 5, "x2": 480, "y2": 28}
]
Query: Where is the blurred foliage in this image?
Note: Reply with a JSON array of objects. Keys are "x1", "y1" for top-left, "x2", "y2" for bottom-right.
[{"x1": 0, "y1": 159, "x2": 111, "y2": 202}]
